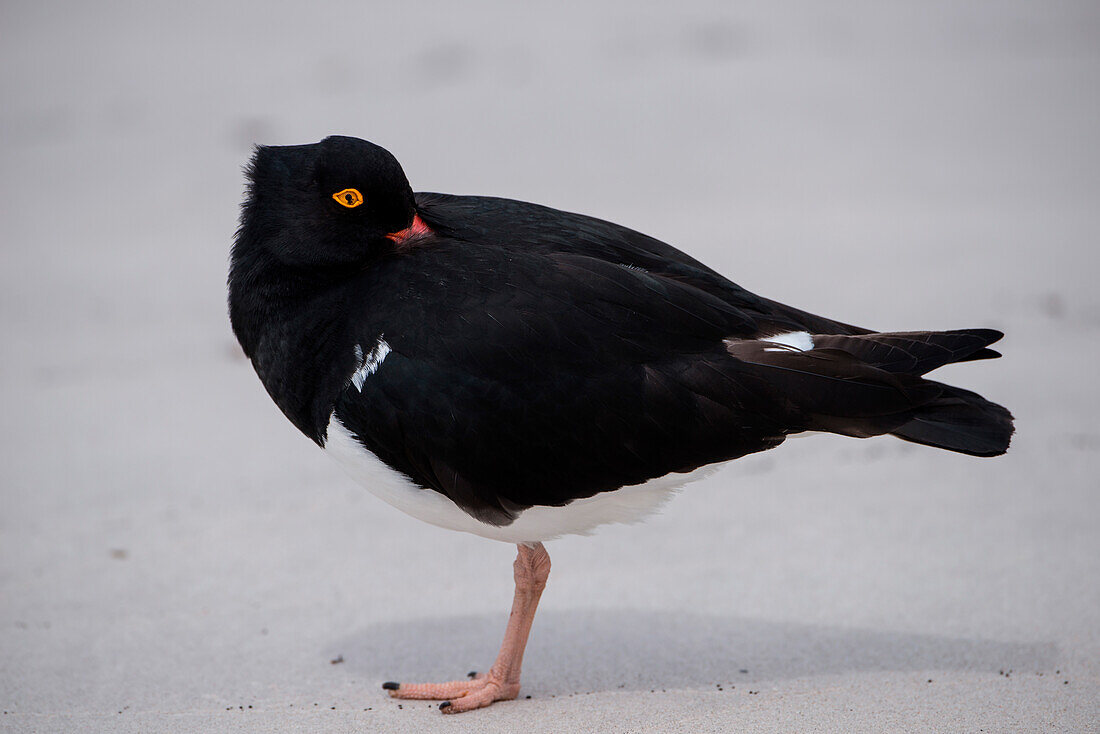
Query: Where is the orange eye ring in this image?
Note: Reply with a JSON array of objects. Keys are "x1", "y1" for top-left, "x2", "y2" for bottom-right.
[{"x1": 333, "y1": 188, "x2": 364, "y2": 208}]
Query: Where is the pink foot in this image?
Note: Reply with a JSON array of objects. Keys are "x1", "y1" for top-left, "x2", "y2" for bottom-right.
[
  {"x1": 381, "y1": 543, "x2": 550, "y2": 714},
  {"x1": 384, "y1": 671, "x2": 519, "y2": 712}
]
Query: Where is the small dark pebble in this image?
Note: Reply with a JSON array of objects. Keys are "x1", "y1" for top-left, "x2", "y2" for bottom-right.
[
  {"x1": 397, "y1": 704, "x2": 403, "y2": 709},
  {"x1": 238, "y1": 706, "x2": 243, "y2": 710},
  {"x1": 226, "y1": 707, "x2": 231, "y2": 711},
  {"x1": 525, "y1": 695, "x2": 531, "y2": 699},
  {"x1": 1064, "y1": 681, "x2": 1069, "y2": 685},
  {"x1": 330, "y1": 706, "x2": 335, "y2": 710},
  {"x1": 928, "y1": 679, "x2": 933, "y2": 684},
  {"x1": 330, "y1": 655, "x2": 344, "y2": 665}
]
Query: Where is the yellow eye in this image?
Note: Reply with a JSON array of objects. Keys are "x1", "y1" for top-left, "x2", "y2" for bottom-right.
[{"x1": 332, "y1": 188, "x2": 364, "y2": 208}]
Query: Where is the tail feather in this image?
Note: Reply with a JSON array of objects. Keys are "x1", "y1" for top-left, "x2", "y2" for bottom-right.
[
  {"x1": 811, "y1": 329, "x2": 1003, "y2": 375},
  {"x1": 727, "y1": 328, "x2": 1013, "y2": 457},
  {"x1": 956, "y1": 346, "x2": 1002, "y2": 364},
  {"x1": 890, "y1": 383, "x2": 1014, "y2": 457}
]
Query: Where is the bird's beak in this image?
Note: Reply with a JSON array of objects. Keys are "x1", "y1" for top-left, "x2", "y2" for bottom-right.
[{"x1": 386, "y1": 213, "x2": 431, "y2": 245}]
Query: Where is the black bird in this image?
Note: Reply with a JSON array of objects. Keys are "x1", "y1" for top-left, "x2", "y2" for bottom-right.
[{"x1": 228, "y1": 135, "x2": 1013, "y2": 713}]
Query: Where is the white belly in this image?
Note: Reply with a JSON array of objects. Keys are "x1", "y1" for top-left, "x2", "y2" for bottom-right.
[{"x1": 323, "y1": 414, "x2": 720, "y2": 544}]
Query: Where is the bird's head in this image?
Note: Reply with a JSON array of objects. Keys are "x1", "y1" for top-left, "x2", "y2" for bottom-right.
[{"x1": 235, "y1": 135, "x2": 416, "y2": 269}]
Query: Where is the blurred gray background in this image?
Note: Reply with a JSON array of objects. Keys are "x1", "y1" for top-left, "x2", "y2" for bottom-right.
[{"x1": 1, "y1": 1, "x2": 1098, "y2": 732}]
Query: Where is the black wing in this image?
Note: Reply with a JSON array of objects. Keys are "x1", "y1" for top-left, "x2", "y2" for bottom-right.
[
  {"x1": 333, "y1": 242, "x2": 791, "y2": 525},
  {"x1": 415, "y1": 192, "x2": 870, "y2": 337}
]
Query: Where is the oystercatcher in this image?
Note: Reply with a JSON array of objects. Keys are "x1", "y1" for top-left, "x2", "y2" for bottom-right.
[{"x1": 228, "y1": 135, "x2": 1013, "y2": 713}]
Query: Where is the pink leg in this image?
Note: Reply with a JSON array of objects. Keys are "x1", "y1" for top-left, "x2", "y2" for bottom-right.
[{"x1": 384, "y1": 542, "x2": 551, "y2": 713}]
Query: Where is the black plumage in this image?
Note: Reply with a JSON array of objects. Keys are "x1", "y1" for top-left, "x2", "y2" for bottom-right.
[{"x1": 229, "y1": 135, "x2": 1013, "y2": 529}]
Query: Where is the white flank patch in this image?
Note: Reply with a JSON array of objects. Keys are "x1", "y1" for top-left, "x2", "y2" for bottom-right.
[
  {"x1": 787, "y1": 430, "x2": 827, "y2": 439},
  {"x1": 350, "y1": 337, "x2": 391, "y2": 391},
  {"x1": 324, "y1": 414, "x2": 720, "y2": 544},
  {"x1": 763, "y1": 331, "x2": 814, "y2": 352}
]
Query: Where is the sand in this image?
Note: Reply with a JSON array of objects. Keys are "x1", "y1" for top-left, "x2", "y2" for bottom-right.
[{"x1": 1, "y1": 1, "x2": 1098, "y2": 731}]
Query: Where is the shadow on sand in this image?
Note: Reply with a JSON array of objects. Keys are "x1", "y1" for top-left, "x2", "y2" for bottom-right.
[{"x1": 333, "y1": 609, "x2": 1057, "y2": 695}]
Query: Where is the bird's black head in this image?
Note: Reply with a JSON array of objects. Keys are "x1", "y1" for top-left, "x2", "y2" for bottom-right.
[
  {"x1": 229, "y1": 137, "x2": 415, "y2": 442},
  {"x1": 235, "y1": 135, "x2": 416, "y2": 269}
]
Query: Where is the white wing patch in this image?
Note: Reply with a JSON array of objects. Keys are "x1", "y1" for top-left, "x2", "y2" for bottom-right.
[
  {"x1": 763, "y1": 331, "x2": 814, "y2": 352},
  {"x1": 350, "y1": 337, "x2": 391, "y2": 391}
]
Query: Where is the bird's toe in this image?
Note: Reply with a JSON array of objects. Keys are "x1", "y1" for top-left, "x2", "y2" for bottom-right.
[
  {"x1": 383, "y1": 674, "x2": 490, "y2": 700},
  {"x1": 438, "y1": 679, "x2": 520, "y2": 714}
]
